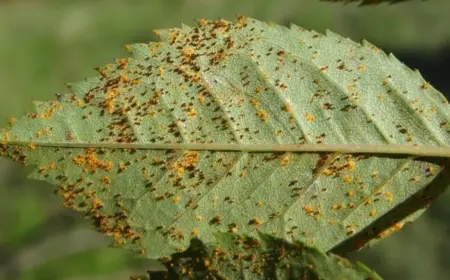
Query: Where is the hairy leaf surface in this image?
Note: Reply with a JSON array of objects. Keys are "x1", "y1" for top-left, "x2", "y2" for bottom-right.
[{"x1": 1, "y1": 16, "x2": 450, "y2": 259}]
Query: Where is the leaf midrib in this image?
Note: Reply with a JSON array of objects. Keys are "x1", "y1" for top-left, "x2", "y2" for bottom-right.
[{"x1": 2, "y1": 141, "x2": 450, "y2": 157}]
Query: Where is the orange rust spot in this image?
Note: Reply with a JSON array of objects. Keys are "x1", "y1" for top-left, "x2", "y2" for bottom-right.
[
  {"x1": 192, "y1": 228, "x2": 199, "y2": 236},
  {"x1": 303, "y1": 205, "x2": 314, "y2": 215},
  {"x1": 203, "y1": 259, "x2": 211, "y2": 268},
  {"x1": 176, "y1": 247, "x2": 185, "y2": 252},
  {"x1": 123, "y1": 44, "x2": 132, "y2": 52},
  {"x1": 66, "y1": 133, "x2": 76, "y2": 141},
  {"x1": 378, "y1": 222, "x2": 404, "y2": 238},
  {"x1": 159, "y1": 67, "x2": 165, "y2": 77},
  {"x1": 305, "y1": 112, "x2": 315, "y2": 123},
  {"x1": 319, "y1": 65, "x2": 329, "y2": 73},
  {"x1": 282, "y1": 103, "x2": 292, "y2": 112},
  {"x1": 343, "y1": 175, "x2": 353, "y2": 183},
  {"x1": 91, "y1": 199, "x2": 104, "y2": 211},
  {"x1": 72, "y1": 148, "x2": 113, "y2": 173},
  {"x1": 229, "y1": 225, "x2": 238, "y2": 233},
  {"x1": 256, "y1": 110, "x2": 269, "y2": 123},
  {"x1": 199, "y1": 18, "x2": 209, "y2": 26},
  {"x1": 280, "y1": 154, "x2": 289, "y2": 167},
  {"x1": 131, "y1": 79, "x2": 140, "y2": 85},
  {"x1": 236, "y1": 15, "x2": 248, "y2": 28},
  {"x1": 250, "y1": 99, "x2": 260, "y2": 107},
  {"x1": 27, "y1": 143, "x2": 37, "y2": 150},
  {"x1": 187, "y1": 107, "x2": 196, "y2": 117},
  {"x1": 198, "y1": 93, "x2": 205, "y2": 105},
  {"x1": 8, "y1": 117, "x2": 15, "y2": 125},
  {"x1": 425, "y1": 166, "x2": 435, "y2": 176},
  {"x1": 347, "y1": 83, "x2": 356, "y2": 90},
  {"x1": 385, "y1": 192, "x2": 393, "y2": 202},
  {"x1": 119, "y1": 74, "x2": 128, "y2": 83},
  {"x1": 39, "y1": 107, "x2": 55, "y2": 119},
  {"x1": 346, "y1": 160, "x2": 356, "y2": 171},
  {"x1": 195, "y1": 215, "x2": 203, "y2": 221},
  {"x1": 369, "y1": 209, "x2": 376, "y2": 217},
  {"x1": 250, "y1": 216, "x2": 262, "y2": 226},
  {"x1": 168, "y1": 31, "x2": 180, "y2": 44},
  {"x1": 409, "y1": 176, "x2": 420, "y2": 183},
  {"x1": 182, "y1": 47, "x2": 195, "y2": 57},
  {"x1": 323, "y1": 168, "x2": 333, "y2": 176},
  {"x1": 421, "y1": 82, "x2": 430, "y2": 89},
  {"x1": 172, "y1": 196, "x2": 181, "y2": 204},
  {"x1": 358, "y1": 64, "x2": 367, "y2": 72},
  {"x1": 117, "y1": 58, "x2": 129, "y2": 70},
  {"x1": 347, "y1": 189, "x2": 355, "y2": 197},
  {"x1": 101, "y1": 176, "x2": 112, "y2": 184}
]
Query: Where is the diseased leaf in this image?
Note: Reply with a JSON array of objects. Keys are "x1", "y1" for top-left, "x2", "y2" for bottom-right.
[
  {"x1": 154, "y1": 232, "x2": 382, "y2": 280},
  {"x1": 321, "y1": 0, "x2": 423, "y2": 6},
  {"x1": 1, "y1": 16, "x2": 450, "y2": 260}
]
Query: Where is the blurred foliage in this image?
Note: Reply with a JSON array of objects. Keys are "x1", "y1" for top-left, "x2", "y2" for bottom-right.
[
  {"x1": 0, "y1": 0, "x2": 449, "y2": 279},
  {"x1": 322, "y1": 0, "x2": 423, "y2": 6}
]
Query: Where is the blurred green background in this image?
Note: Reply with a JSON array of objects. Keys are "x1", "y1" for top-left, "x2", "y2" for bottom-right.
[{"x1": 0, "y1": 0, "x2": 449, "y2": 279}]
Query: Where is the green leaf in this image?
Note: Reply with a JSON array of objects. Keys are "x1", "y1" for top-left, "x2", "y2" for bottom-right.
[
  {"x1": 1, "y1": 16, "x2": 450, "y2": 260},
  {"x1": 17, "y1": 246, "x2": 147, "y2": 280},
  {"x1": 155, "y1": 232, "x2": 382, "y2": 280},
  {"x1": 320, "y1": 0, "x2": 423, "y2": 6}
]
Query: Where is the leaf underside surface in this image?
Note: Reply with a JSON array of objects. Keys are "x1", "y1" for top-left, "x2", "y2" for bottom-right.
[
  {"x1": 1, "y1": 16, "x2": 450, "y2": 260},
  {"x1": 154, "y1": 232, "x2": 382, "y2": 280}
]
